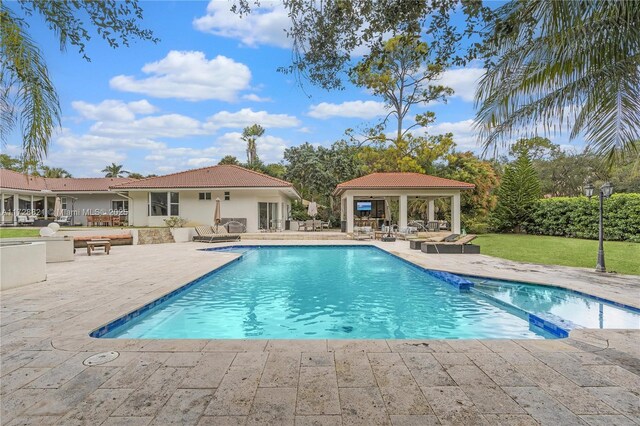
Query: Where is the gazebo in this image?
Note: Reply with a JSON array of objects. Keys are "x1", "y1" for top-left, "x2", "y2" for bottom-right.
[{"x1": 333, "y1": 172, "x2": 475, "y2": 234}]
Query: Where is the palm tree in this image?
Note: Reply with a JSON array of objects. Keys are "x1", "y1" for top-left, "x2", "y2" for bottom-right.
[
  {"x1": 241, "y1": 124, "x2": 265, "y2": 168},
  {"x1": 102, "y1": 163, "x2": 129, "y2": 178},
  {"x1": 1, "y1": 5, "x2": 60, "y2": 166},
  {"x1": 40, "y1": 166, "x2": 72, "y2": 178},
  {"x1": 475, "y1": 0, "x2": 640, "y2": 164}
]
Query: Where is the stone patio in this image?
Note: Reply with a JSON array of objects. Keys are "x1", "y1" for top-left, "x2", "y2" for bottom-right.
[{"x1": 1, "y1": 241, "x2": 639, "y2": 425}]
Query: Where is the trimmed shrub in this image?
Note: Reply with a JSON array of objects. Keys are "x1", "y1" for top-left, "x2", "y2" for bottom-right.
[{"x1": 523, "y1": 193, "x2": 640, "y2": 242}]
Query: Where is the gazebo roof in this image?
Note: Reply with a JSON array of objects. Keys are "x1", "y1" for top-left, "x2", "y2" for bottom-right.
[{"x1": 334, "y1": 172, "x2": 474, "y2": 195}]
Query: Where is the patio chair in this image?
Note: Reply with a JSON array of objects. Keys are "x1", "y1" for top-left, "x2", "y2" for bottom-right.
[
  {"x1": 17, "y1": 215, "x2": 34, "y2": 226},
  {"x1": 352, "y1": 226, "x2": 373, "y2": 240},
  {"x1": 395, "y1": 226, "x2": 418, "y2": 240},
  {"x1": 303, "y1": 219, "x2": 322, "y2": 231},
  {"x1": 427, "y1": 221, "x2": 440, "y2": 232},
  {"x1": 193, "y1": 225, "x2": 241, "y2": 243},
  {"x1": 55, "y1": 215, "x2": 72, "y2": 225}
]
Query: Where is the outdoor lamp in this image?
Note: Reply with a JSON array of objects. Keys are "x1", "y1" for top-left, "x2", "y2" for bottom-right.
[
  {"x1": 585, "y1": 182, "x2": 614, "y2": 273},
  {"x1": 584, "y1": 183, "x2": 594, "y2": 198}
]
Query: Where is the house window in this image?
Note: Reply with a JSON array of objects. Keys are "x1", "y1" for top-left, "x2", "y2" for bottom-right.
[
  {"x1": 170, "y1": 192, "x2": 179, "y2": 215},
  {"x1": 149, "y1": 192, "x2": 179, "y2": 216},
  {"x1": 199, "y1": 192, "x2": 211, "y2": 200},
  {"x1": 60, "y1": 197, "x2": 67, "y2": 210},
  {"x1": 111, "y1": 200, "x2": 129, "y2": 214},
  {"x1": 224, "y1": 191, "x2": 230, "y2": 201}
]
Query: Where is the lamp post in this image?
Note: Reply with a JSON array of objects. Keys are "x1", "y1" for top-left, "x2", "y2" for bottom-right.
[{"x1": 584, "y1": 182, "x2": 613, "y2": 272}]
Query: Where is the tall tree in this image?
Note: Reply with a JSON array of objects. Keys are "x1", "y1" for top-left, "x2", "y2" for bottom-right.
[
  {"x1": 233, "y1": 1, "x2": 491, "y2": 90},
  {"x1": 218, "y1": 155, "x2": 241, "y2": 166},
  {"x1": 0, "y1": 153, "x2": 22, "y2": 171},
  {"x1": 102, "y1": 163, "x2": 129, "y2": 178},
  {"x1": 40, "y1": 166, "x2": 72, "y2": 178},
  {"x1": 1, "y1": 1, "x2": 157, "y2": 166},
  {"x1": 491, "y1": 153, "x2": 541, "y2": 233},
  {"x1": 348, "y1": 35, "x2": 454, "y2": 173},
  {"x1": 476, "y1": 0, "x2": 640, "y2": 164},
  {"x1": 350, "y1": 34, "x2": 452, "y2": 144},
  {"x1": 241, "y1": 124, "x2": 265, "y2": 168}
]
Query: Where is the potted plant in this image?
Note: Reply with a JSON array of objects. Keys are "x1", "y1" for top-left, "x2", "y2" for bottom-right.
[{"x1": 164, "y1": 216, "x2": 190, "y2": 242}]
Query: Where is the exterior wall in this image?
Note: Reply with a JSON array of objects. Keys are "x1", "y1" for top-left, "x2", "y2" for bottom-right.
[
  {"x1": 129, "y1": 189, "x2": 293, "y2": 233},
  {"x1": 59, "y1": 193, "x2": 130, "y2": 226}
]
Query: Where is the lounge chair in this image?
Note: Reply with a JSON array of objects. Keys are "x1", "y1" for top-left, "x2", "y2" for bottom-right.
[
  {"x1": 301, "y1": 219, "x2": 322, "y2": 231},
  {"x1": 421, "y1": 234, "x2": 479, "y2": 254},
  {"x1": 193, "y1": 225, "x2": 241, "y2": 243}
]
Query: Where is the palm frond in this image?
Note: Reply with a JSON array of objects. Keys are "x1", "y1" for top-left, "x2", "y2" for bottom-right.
[{"x1": 0, "y1": 5, "x2": 60, "y2": 165}]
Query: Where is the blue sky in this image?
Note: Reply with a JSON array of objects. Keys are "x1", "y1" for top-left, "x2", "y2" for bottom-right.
[{"x1": 6, "y1": 1, "x2": 578, "y2": 177}]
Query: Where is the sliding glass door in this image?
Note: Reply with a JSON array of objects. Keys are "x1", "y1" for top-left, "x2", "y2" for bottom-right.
[{"x1": 258, "y1": 202, "x2": 279, "y2": 231}]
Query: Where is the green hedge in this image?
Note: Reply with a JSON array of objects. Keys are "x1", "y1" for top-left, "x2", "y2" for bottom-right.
[{"x1": 523, "y1": 193, "x2": 640, "y2": 242}]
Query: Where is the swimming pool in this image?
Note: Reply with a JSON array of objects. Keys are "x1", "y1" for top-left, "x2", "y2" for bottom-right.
[{"x1": 96, "y1": 246, "x2": 640, "y2": 339}]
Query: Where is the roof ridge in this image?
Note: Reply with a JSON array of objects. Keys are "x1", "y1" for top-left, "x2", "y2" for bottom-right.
[
  {"x1": 224, "y1": 164, "x2": 292, "y2": 186},
  {"x1": 109, "y1": 164, "x2": 235, "y2": 188}
]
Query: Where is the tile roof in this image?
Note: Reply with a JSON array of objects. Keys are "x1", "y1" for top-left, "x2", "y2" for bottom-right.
[
  {"x1": 0, "y1": 169, "x2": 134, "y2": 192},
  {"x1": 110, "y1": 165, "x2": 294, "y2": 189},
  {"x1": 335, "y1": 172, "x2": 475, "y2": 194}
]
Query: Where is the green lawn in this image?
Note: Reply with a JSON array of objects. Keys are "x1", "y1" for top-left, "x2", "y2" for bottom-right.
[
  {"x1": 0, "y1": 228, "x2": 40, "y2": 238},
  {"x1": 474, "y1": 234, "x2": 640, "y2": 275}
]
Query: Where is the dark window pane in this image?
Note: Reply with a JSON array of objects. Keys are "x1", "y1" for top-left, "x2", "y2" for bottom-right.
[
  {"x1": 170, "y1": 192, "x2": 179, "y2": 203},
  {"x1": 170, "y1": 204, "x2": 179, "y2": 216},
  {"x1": 150, "y1": 192, "x2": 168, "y2": 216}
]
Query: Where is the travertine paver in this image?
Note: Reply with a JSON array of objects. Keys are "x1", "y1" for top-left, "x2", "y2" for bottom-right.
[{"x1": 0, "y1": 241, "x2": 638, "y2": 424}]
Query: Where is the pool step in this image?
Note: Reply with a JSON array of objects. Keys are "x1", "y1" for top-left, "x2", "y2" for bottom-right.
[{"x1": 137, "y1": 228, "x2": 175, "y2": 245}]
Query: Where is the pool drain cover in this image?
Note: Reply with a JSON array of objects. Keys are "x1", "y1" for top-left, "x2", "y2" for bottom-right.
[{"x1": 83, "y1": 351, "x2": 119, "y2": 366}]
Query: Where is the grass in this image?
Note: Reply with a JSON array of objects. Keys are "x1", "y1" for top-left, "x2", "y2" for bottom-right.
[
  {"x1": 0, "y1": 228, "x2": 41, "y2": 238},
  {"x1": 474, "y1": 234, "x2": 640, "y2": 275}
]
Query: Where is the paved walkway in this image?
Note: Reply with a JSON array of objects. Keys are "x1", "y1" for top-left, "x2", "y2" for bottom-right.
[{"x1": 1, "y1": 241, "x2": 639, "y2": 425}]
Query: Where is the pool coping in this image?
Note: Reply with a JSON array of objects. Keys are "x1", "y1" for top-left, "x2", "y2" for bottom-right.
[{"x1": 86, "y1": 244, "x2": 638, "y2": 341}]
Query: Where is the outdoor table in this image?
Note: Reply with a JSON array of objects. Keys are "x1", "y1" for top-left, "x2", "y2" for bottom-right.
[{"x1": 86, "y1": 239, "x2": 111, "y2": 256}]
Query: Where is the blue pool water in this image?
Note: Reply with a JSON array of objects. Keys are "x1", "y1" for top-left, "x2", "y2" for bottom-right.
[{"x1": 100, "y1": 246, "x2": 639, "y2": 339}]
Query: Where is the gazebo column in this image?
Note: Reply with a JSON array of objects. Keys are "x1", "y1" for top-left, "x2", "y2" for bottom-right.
[
  {"x1": 346, "y1": 194, "x2": 354, "y2": 233},
  {"x1": 428, "y1": 199, "x2": 435, "y2": 221},
  {"x1": 399, "y1": 195, "x2": 408, "y2": 229},
  {"x1": 452, "y1": 193, "x2": 461, "y2": 234}
]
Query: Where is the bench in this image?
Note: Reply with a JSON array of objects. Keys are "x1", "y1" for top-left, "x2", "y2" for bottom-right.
[
  {"x1": 86, "y1": 239, "x2": 111, "y2": 256},
  {"x1": 73, "y1": 234, "x2": 132, "y2": 248}
]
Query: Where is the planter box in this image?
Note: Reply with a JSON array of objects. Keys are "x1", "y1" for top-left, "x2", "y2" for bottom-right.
[
  {"x1": 0, "y1": 242, "x2": 46, "y2": 290},
  {"x1": 381, "y1": 236, "x2": 397, "y2": 242},
  {"x1": 170, "y1": 227, "x2": 193, "y2": 243}
]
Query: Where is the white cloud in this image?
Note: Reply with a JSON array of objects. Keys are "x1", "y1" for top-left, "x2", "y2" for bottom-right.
[
  {"x1": 308, "y1": 100, "x2": 389, "y2": 119},
  {"x1": 206, "y1": 108, "x2": 300, "y2": 130},
  {"x1": 143, "y1": 131, "x2": 290, "y2": 169},
  {"x1": 193, "y1": 2, "x2": 291, "y2": 48},
  {"x1": 110, "y1": 51, "x2": 252, "y2": 102},
  {"x1": 242, "y1": 93, "x2": 272, "y2": 102},
  {"x1": 426, "y1": 119, "x2": 479, "y2": 150},
  {"x1": 90, "y1": 114, "x2": 208, "y2": 139},
  {"x1": 437, "y1": 67, "x2": 485, "y2": 102},
  {"x1": 71, "y1": 99, "x2": 157, "y2": 122}
]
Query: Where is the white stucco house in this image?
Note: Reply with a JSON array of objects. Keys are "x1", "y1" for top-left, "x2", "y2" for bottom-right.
[
  {"x1": 0, "y1": 169, "x2": 134, "y2": 226},
  {"x1": 110, "y1": 165, "x2": 300, "y2": 232},
  {"x1": 1, "y1": 165, "x2": 300, "y2": 232}
]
